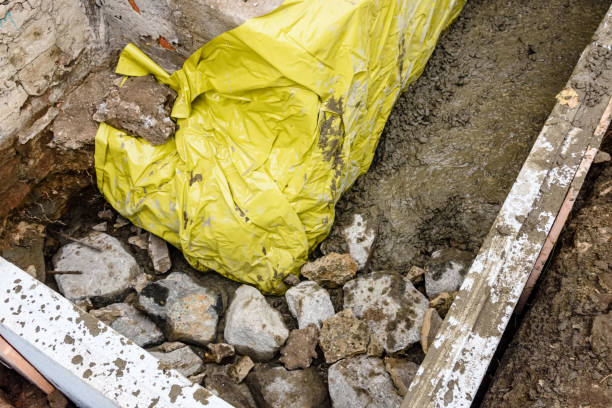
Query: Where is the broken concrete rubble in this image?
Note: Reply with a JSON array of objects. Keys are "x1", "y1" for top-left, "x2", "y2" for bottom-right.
[
  {"x1": 138, "y1": 272, "x2": 222, "y2": 346},
  {"x1": 224, "y1": 285, "x2": 288, "y2": 361},
  {"x1": 300, "y1": 253, "x2": 357, "y2": 288},
  {"x1": 420, "y1": 308, "x2": 443, "y2": 354},
  {"x1": 149, "y1": 344, "x2": 205, "y2": 377},
  {"x1": 90, "y1": 303, "x2": 164, "y2": 348},
  {"x1": 279, "y1": 325, "x2": 318, "y2": 370},
  {"x1": 383, "y1": 356, "x2": 419, "y2": 397},
  {"x1": 52, "y1": 232, "x2": 139, "y2": 305},
  {"x1": 246, "y1": 365, "x2": 329, "y2": 408},
  {"x1": 285, "y1": 280, "x2": 335, "y2": 329},
  {"x1": 149, "y1": 234, "x2": 171, "y2": 274},
  {"x1": 328, "y1": 355, "x2": 402, "y2": 408},
  {"x1": 424, "y1": 248, "x2": 474, "y2": 298},
  {"x1": 205, "y1": 343, "x2": 235, "y2": 364},
  {"x1": 228, "y1": 356, "x2": 255, "y2": 384},
  {"x1": 93, "y1": 75, "x2": 176, "y2": 145},
  {"x1": 319, "y1": 309, "x2": 370, "y2": 364},
  {"x1": 343, "y1": 272, "x2": 429, "y2": 353}
]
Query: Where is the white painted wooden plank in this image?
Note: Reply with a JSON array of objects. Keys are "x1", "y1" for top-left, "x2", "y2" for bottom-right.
[
  {"x1": 0, "y1": 257, "x2": 234, "y2": 408},
  {"x1": 403, "y1": 5, "x2": 612, "y2": 407}
]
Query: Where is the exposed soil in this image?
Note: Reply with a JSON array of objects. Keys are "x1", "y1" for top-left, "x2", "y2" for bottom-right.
[
  {"x1": 480, "y1": 134, "x2": 612, "y2": 408},
  {"x1": 323, "y1": 0, "x2": 610, "y2": 272}
]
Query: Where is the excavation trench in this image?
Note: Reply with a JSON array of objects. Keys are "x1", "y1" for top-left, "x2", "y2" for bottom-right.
[{"x1": 0, "y1": 0, "x2": 610, "y2": 407}]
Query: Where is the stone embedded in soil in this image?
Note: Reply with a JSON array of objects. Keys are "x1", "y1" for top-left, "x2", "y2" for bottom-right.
[
  {"x1": 328, "y1": 355, "x2": 402, "y2": 408},
  {"x1": 300, "y1": 253, "x2": 357, "y2": 288},
  {"x1": 590, "y1": 312, "x2": 612, "y2": 366},
  {"x1": 149, "y1": 344, "x2": 204, "y2": 377},
  {"x1": 343, "y1": 272, "x2": 429, "y2": 353},
  {"x1": 1, "y1": 222, "x2": 46, "y2": 282},
  {"x1": 424, "y1": 248, "x2": 474, "y2": 299},
  {"x1": 420, "y1": 308, "x2": 443, "y2": 354},
  {"x1": 383, "y1": 356, "x2": 419, "y2": 397},
  {"x1": 279, "y1": 324, "x2": 318, "y2": 370},
  {"x1": 319, "y1": 309, "x2": 370, "y2": 364},
  {"x1": 285, "y1": 281, "x2": 335, "y2": 329},
  {"x1": 246, "y1": 365, "x2": 329, "y2": 408},
  {"x1": 52, "y1": 232, "x2": 139, "y2": 304},
  {"x1": 342, "y1": 214, "x2": 376, "y2": 269},
  {"x1": 138, "y1": 272, "x2": 222, "y2": 346},
  {"x1": 205, "y1": 343, "x2": 235, "y2": 364},
  {"x1": 90, "y1": 303, "x2": 164, "y2": 347},
  {"x1": 224, "y1": 285, "x2": 289, "y2": 361},
  {"x1": 128, "y1": 234, "x2": 148, "y2": 250},
  {"x1": 228, "y1": 356, "x2": 255, "y2": 384},
  {"x1": 93, "y1": 75, "x2": 176, "y2": 146},
  {"x1": 148, "y1": 234, "x2": 171, "y2": 274}
]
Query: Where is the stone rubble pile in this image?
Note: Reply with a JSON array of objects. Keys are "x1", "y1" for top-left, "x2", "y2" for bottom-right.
[{"x1": 46, "y1": 208, "x2": 469, "y2": 407}]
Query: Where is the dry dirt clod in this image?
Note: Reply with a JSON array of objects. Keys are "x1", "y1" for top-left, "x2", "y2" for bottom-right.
[
  {"x1": 279, "y1": 324, "x2": 318, "y2": 370},
  {"x1": 420, "y1": 308, "x2": 443, "y2": 354},
  {"x1": 300, "y1": 253, "x2": 357, "y2": 288},
  {"x1": 93, "y1": 75, "x2": 176, "y2": 146},
  {"x1": 319, "y1": 309, "x2": 369, "y2": 364},
  {"x1": 205, "y1": 343, "x2": 235, "y2": 364},
  {"x1": 590, "y1": 312, "x2": 612, "y2": 366},
  {"x1": 228, "y1": 356, "x2": 254, "y2": 384}
]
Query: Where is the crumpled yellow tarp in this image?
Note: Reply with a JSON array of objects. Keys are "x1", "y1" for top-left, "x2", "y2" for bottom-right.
[{"x1": 95, "y1": 0, "x2": 465, "y2": 294}]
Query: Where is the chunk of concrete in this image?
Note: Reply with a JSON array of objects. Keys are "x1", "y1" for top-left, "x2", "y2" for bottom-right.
[
  {"x1": 93, "y1": 75, "x2": 176, "y2": 145},
  {"x1": 224, "y1": 285, "x2": 288, "y2": 361},
  {"x1": 343, "y1": 272, "x2": 429, "y2": 353},
  {"x1": 424, "y1": 248, "x2": 474, "y2": 298},
  {"x1": 285, "y1": 281, "x2": 334, "y2": 329},
  {"x1": 90, "y1": 303, "x2": 164, "y2": 348},
  {"x1": 246, "y1": 365, "x2": 329, "y2": 408},
  {"x1": 420, "y1": 308, "x2": 443, "y2": 354},
  {"x1": 204, "y1": 343, "x2": 235, "y2": 364},
  {"x1": 148, "y1": 234, "x2": 171, "y2": 274},
  {"x1": 138, "y1": 272, "x2": 222, "y2": 346},
  {"x1": 52, "y1": 232, "x2": 139, "y2": 304},
  {"x1": 149, "y1": 344, "x2": 204, "y2": 377},
  {"x1": 343, "y1": 214, "x2": 376, "y2": 270},
  {"x1": 206, "y1": 374, "x2": 256, "y2": 408},
  {"x1": 328, "y1": 355, "x2": 402, "y2": 408},
  {"x1": 383, "y1": 356, "x2": 419, "y2": 397},
  {"x1": 228, "y1": 356, "x2": 255, "y2": 384},
  {"x1": 319, "y1": 310, "x2": 369, "y2": 364},
  {"x1": 279, "y1": 325, "x2": 318, "y2": 370},
  {"x1": 300, "y1": 253, "x2": 358, "y2": 288}
]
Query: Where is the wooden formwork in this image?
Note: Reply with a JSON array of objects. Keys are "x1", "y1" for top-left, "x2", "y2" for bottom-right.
[{"x1": 0, "y1": 5, "x2": 611, "y2": 408}]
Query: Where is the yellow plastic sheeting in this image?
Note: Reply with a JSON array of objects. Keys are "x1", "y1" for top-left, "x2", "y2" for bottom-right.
[{"x1": 95, "y1": 0, "x2": 465, "y2": 294}]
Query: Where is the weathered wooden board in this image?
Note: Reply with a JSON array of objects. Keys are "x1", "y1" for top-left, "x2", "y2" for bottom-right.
[
  {"x1": 0, "y1": 257, "x2": 234, "y2": 408},
  {"x1": 403, "y1": 5, "x2": 612, "y2": 408}
]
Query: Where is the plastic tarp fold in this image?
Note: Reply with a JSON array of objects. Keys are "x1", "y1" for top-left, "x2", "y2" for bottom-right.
[{"x1": 95, "y1": 0, "x2": 466, "y2": 294}]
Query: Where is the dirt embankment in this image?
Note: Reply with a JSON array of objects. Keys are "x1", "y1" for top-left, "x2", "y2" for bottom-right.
[
  {"x1": 324, "y1": 0, "x2": 610, "y2": 271},
  {"x1": 481, "y1": 134, "x2": 612, "y2": 408}
]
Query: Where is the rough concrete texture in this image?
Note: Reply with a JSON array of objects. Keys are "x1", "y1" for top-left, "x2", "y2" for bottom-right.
[
  {"x1": 52, "y1": 232, "x2": 139, "y2": 304},
  {"x1": 321, "y1": 0, "x2": 610, "y2": 275},
  {"x1": 300, "y1": 253, "x2": 357, "y2": 288},
  {"x1": 279, "y1": 324, "x2": 318, "y2": 370},
  {"x1": 328, "y1": 355, "x2": 402, "y2": 408},
  {"x1": 203, "y1": 363, "x2": 258, "y2": 407},
  {"x1": 90, "y1": 303, "x2": 164, "y2": 348},
  {"x1": 424, "y1": 248, "x2": 473, "y2": 298},
  {"x1": 483, "y1": 152, "x2": 612, "y2": 408},
  {"x1": 204, "y1": 343, "x2": 235, "y2": 364},
  {"x1": 318, "y1": 309, "x2": 369, "y2": 364},
  {"x1": 149, "y1": 344, "x2": 205, "y2": 378},
  {"x1": 138, "y1": 272, "x2": 222, "y2": 346},
  {"x1": 285, "y1": 280, "x2": 335, "y2": 329},
  {"x1": 224, "y1": 285, "x2": 289, "y2": 361},
  {"x1": 343, "y1": 272, "x2": 429, "y2": 353},
  {"x1": 228, "y1": 356, "x2": 255, "y2": 384},
  {"x1": 93, "y1": 75, "x2": 176, "y2": 145},
  {"x1": 246, "y1": 365, "x2": 329, "y2": 408}
]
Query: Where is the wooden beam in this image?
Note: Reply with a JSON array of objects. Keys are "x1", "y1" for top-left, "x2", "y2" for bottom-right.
[{"x1": 403, "y1": 5, "x2": 612, "y2": 407}]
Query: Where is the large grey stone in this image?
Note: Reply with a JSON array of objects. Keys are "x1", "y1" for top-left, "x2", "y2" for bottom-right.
[
  {"x1": 90, "y1": 303, "x2": 164, "y2": 348},
  {"x1": 52, "y1": 232, "x2": 139, "y2": 304},
  {"x1": 138, "y1": 272, "x2": 222, "y2": 346},
  {"x1": 343, "y1": 272, "x2": 429, "y2": 353},
  {"x1": 149, "y1": 344, "x2": 204, "y2": 377},
  {"x1": 246, "y1": 365, "x2": 329, "y2": 408},
  {"x1": 424, "y1": 248, "x2": 474, "y2": 298},
  {"x1": 328, "y1": 355, "x2": 402, "y2": 408},
  {"x1": 224, "y1": 285, "x2": 288, "y2": 361},
  {"x1": 285, "y1": 281, "x2": 334, "y2": 329}
]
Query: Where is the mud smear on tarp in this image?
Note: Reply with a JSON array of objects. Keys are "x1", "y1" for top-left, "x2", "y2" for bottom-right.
[{"x1": 323, "y1": 0, "x2": 610, "y2": 270}]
